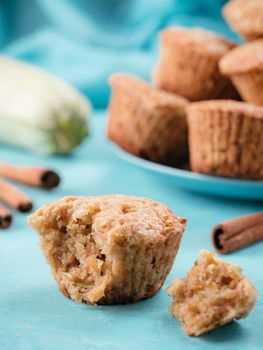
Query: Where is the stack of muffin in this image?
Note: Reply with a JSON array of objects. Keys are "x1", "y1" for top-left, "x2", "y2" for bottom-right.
[{"x1": 107, "y1": 0, "x2": 263, "y2": 180}]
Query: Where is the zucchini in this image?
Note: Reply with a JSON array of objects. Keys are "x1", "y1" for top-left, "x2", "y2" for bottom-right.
[{"x1": 0, "y1": 56, "x2": 91, "y2": 154}]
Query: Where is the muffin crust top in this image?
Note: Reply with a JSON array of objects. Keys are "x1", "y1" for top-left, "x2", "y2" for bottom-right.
[
  {"x1": 220, "y1": 40, "x2": 263, "y2": 75},
  {"x1": 160, "y1": 27, "x2": 235, "y2": 57},
  {"x1": 109, "y1": 73, "x2": 188, "y2": 109},
  {"x1": 29, "y1": 195, "x2": 186, "y2": 241},
  {"x1": 223, "y1": 0, "x2": 263, "y2": 37}
]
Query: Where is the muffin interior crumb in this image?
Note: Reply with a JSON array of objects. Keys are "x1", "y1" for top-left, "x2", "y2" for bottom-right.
[
  {"x1": 167, "y1": 250, "x2": 257, "y2": 336},
  {"x1": 40, "y1": 205, "x2": 112, "y2": 304}
]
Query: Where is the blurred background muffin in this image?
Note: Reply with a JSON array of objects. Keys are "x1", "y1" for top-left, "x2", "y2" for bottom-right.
[
  {"x1": 220, "y1": 40, "x2": 263, "y2": 106},
  {"x1": 108, "y1": 73, "x2": 189, "y2": 166},
  {"x1": 223, "y1": 0, "x2": 263, "y2": 41},
  {"x1": 187, "y1": 100, "x2": 263, "y2": 179},
  {"x1": 153, "y1": 27, "x2": 238, "y2": 101}
]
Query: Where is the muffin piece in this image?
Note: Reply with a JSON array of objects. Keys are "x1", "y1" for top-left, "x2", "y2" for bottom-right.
[
  {"x1": 223, "y1": 0, "x2": 263, "y2": 41},
  {"x1": 108, "y1": 73, "x2": 189, "y2": 166},
  {"x1": 220, "y1": 40, "x2": 263, "y2": 106},
  {"x1": 167, "y1": 250, "x2": 257, "y2": 336},
  {"x1": 187, "y1": 100, "x2": 263, "y2": 179},
  {"x1": 153, "y1": 27, "x2": 237, "y2": 101},
  {"x1": 29, "y1": 195, "x2": 186, "y2": 305}
]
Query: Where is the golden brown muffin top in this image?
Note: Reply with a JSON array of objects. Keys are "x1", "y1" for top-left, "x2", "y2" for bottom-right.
[
  {"x1": 223, "y1": 0, "x2": 263, "y2": 38},
  {"x1": 29, "y1": 195, "x2": 186, "y2": 241},
  {"x1": 220, "y1": 40, "x2": 263, "y2": 75},
  {"x1": 160, "y1": 27, "x2": 235, "y2": 57},
  {"x1": 187, "y1": 100, "x2": 263, "y2": 120},
  {"x1": 109, "y1": 73, "x2": 188, "y2": 109}
]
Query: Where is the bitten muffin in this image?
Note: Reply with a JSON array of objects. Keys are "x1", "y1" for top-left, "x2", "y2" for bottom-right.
[
  {"x1": 220, "y1": 40, "x2": 263, "y2": 106},
  {"x1": 153, "y1": 27, "x2": 238, "y2": 101},
  {"x1": 108, "y1": 73, "x2": 189, "y2": 166},
  {"x1": 167, "y1": 250, "x2": 257, "y2": 336},
  {"x1": 187, "y1": 100, "x2": 263, "y2": 179},
  {"x1": 223, "y1": 0, "x2": 263, "y2": 41},
  {"x1": 29, "y1": 195, "x2": 186, "y2": 305}
]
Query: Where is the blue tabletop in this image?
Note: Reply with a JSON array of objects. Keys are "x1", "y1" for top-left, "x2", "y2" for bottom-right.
[{"x1": 0, "y1": 112, "x2": 262, "y2": 350}]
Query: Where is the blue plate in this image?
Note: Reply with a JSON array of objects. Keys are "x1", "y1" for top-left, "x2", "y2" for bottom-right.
[{"x1": 111, "y1": 143, "x2": 263, "y2": 201}]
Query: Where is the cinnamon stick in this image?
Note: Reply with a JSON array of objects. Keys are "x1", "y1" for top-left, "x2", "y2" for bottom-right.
[
  {"x1": 0, "y1": 204, "x2": 12, "y2": 228},
  {"x1": 0, "y1": 163, "x2": 60, "y2": 189},
  {"x1": 0, "y1": 180, "x2": 32, "y2": 212},
  {"x1": 212, "y1": 212, "x2": 263, "y2": 254}
]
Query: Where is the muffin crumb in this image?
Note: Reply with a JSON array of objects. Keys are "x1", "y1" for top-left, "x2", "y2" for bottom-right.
[{"x1": 167, "y1": 250, "x2": 257, "y2": 336}]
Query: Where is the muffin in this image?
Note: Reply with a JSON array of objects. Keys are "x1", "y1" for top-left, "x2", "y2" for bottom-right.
[
  {"x1": 167, "y1": 250, "x2": 257, "y2": 336},
  {"x1": 108, "y1": 73, "x2": 189, "y2": 166},
  {"x1": 29, "y1": 195, "x2": 186, "y2": 305},
  {"x1": 153, "y1": 27, "x2": 238, "y2": 101},
  {"x1": 187, "y1": 100, "x2": 263, "y2": 179},
  {"x1": 223, "y1": 0, "x2": 263, "y2": 41},
  {"x1": 220, "y1": 40, "x2": 263, "y2": 106}
]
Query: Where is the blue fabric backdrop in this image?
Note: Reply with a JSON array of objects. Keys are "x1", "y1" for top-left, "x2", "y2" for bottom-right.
[{"x1": 0, "y1": 0, "x2": 239, "y2": 108}]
